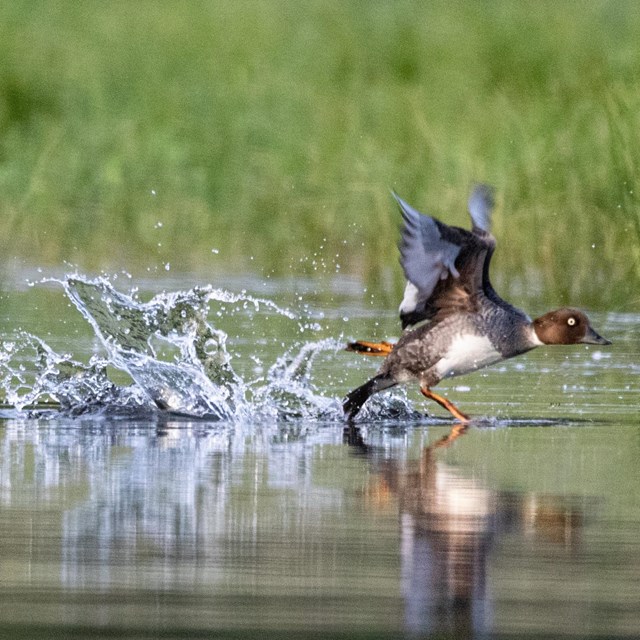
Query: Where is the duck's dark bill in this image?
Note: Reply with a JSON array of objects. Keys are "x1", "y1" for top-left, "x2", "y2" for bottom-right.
[{"x1": 580, "y1": 326, "x2": 611, "y2": 345}]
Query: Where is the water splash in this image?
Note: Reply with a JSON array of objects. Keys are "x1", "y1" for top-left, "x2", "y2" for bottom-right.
[
  {"x1": 61, "y1": 276, "x2": 242, "y2": 419},
  {"x1": 0, "y1": 332, "x2": 150, "y2": 416},
  {"x1": 0, "y1": 275, "x2": 357, "y2": 421},
  {"x1": 250, "y1": 339, "x2": 341, "y2": 421}
]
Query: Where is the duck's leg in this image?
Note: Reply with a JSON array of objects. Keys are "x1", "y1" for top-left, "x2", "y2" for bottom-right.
[{"x1": 420, "y1": 386, "x2": 470, "y2": 423}]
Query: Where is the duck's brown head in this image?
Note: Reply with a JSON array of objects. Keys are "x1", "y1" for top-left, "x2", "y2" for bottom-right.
[{"x1": 532, "y1": 308, "x2": 611, "y2": 346}]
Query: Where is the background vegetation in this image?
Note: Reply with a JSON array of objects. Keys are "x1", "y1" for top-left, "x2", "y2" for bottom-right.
[{"x1": 1, "y1": 1, "x2": 639, "y2": 309}]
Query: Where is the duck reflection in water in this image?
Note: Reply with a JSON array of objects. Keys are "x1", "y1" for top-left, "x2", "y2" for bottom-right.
[{"x1": 345, "y1": 424, "x2": 584, "y2": 639}]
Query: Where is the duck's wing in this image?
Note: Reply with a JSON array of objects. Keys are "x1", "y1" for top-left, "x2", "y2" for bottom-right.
[
  {"x1": 467, "y1": 183, "x2": 494, "y2": 233},
  {"x1": 395, "y1": 185, "x2": 497, "y2": 329}
]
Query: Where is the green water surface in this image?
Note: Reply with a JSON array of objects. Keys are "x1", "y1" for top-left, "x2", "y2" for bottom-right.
[{"x1": 0, "y1": 275, "x2": 637, "y2": 639}]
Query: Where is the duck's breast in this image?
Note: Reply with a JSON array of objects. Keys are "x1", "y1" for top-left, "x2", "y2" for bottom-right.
[{"x1": 435, "y1": 332, "x2": 503, "y2": 379}]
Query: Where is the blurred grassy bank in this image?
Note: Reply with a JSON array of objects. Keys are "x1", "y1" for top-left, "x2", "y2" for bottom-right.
[{"x1": 1, "y1": 1, "x2": 639, "y2": 309}]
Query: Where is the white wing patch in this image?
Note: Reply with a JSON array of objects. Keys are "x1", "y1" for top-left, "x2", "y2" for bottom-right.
[
  {"x1": 399, "y1": 281, "x2": 420, "y2": 314},
  {"x1": 435, "y1": 334, "x2": 502, "y2": 379}
]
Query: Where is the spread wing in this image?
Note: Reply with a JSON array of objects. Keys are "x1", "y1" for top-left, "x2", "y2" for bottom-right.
[{"x1": 395, "y1": 185, "x2": 497, "y2": 330}]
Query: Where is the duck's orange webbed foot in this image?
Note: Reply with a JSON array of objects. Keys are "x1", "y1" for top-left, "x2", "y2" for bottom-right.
[
  {"x1": 345, "y1": 340, "x2": 394, "y2": 356},
  {"x1": 420, "y1": 387, "x2": 471, "y2": 424}
]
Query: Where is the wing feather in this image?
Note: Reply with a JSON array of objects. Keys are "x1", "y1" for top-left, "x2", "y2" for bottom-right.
[
  {"x1": 467, "y1": 184, "x2": 495, "y2": 233},
  {"x1": 394, "y1": 192, "x2": 461, "y2": 303},
  {"x1": 394, "y1": 187, "x2": 496, "y2": 329}
]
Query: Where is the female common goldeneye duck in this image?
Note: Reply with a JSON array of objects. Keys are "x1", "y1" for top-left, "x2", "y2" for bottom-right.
[{"x1": 343, "y1": 185, "x2": 611, "y2": 423}]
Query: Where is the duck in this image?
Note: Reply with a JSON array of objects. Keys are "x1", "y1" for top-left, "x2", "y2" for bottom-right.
[{"x1": 343, "y1": 185, "x2": 611, "y2": 423}]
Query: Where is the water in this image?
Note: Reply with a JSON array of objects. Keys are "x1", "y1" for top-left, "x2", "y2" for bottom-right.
[{"x1": 0, "y1": 271, "x2": 638, "y2": 639}]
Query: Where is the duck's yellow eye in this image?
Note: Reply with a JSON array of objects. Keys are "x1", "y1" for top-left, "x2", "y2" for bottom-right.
[{"x1": 567, "y1": 317, "x2": 576, "y2": 326}]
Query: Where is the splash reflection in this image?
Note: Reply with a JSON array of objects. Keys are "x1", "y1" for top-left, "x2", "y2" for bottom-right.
[
  {"x1": 346, "y1": 425, "x2": 584, "y2": 638},
  {"x1": 0, "y1": 418, "x2": 344, "y2": 596}
]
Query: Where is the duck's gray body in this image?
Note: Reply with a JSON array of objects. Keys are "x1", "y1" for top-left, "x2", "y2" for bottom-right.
[{"x1": 383, "y1": 303, "x2": 537, "y2": 388}]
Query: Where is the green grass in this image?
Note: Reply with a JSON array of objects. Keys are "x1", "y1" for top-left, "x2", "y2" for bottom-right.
[{"x1": 1, "y1": 1, "x2": 639, "y2": 309}]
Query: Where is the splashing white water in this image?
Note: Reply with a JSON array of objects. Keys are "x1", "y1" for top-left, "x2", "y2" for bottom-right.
[
  {"x1": 0, "y1": 275, "x2": 354, "y2": 421},
  {"x1": 0, "y1": 332, "x2": 150, "y2": 416}
]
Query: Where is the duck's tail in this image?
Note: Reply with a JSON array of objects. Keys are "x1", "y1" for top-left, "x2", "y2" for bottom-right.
[
  {"x1": 345, "y1": 340, "x2": 394, "y2": 357},
  {"x1": 343, "y1": 374, "x2": 397, "y2": 421}
]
